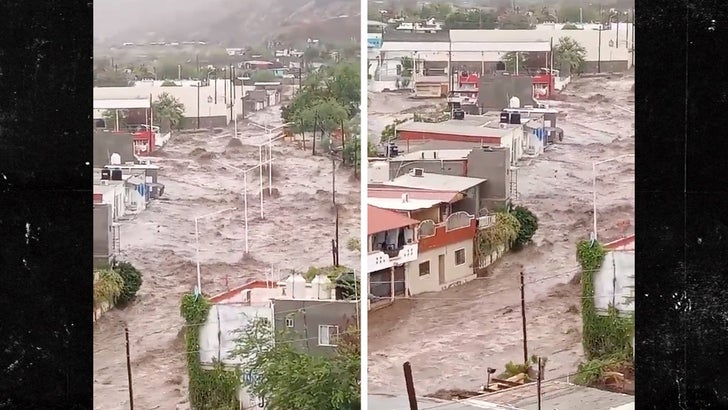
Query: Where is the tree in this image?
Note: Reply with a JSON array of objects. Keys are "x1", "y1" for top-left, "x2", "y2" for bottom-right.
[
  {"x1": 94, "y1": 70, "x2": 132, "y2": 87},
  {"x1": 251, "y1": 70, "x2": 276, "y2": 83},
  {"x1": 445, "y1": 10, "x2": 497, "y2": 29},
  {"x1": 234, "y1": 318, "x2": 360, "y2": 410},
  {"x1": 501, "y1": 52, "x2": 528, "y2": 74},
  {"x1": 303, "y1": 47, "x2": 319, "y2": 69},
  {"x1": 153, "y1": 92, "x2": 185, "y2": 130},
  {"x1": 511, "y1": 206, "x2": 539, "y2": 246},
  {"x1": 498, "y1": 12, "x2": 533, "y2": 29},
  {"x1": 399, "y1": 56, "x2": 413, "y2": 77},
  {"x1": 113, "y1": 260, "x2": 143, "y2": 306},
  {"x1": 554, "y1": 37, "x2": 587, "y2": 74}
]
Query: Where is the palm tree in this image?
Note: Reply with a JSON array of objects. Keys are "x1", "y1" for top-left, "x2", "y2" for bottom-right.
[
  {"x1": 554, "y1": 36, "x2": 586, "y2": 75},
  {"x1": 153, "y1": 93, "x2": 185, "y2": 131}
]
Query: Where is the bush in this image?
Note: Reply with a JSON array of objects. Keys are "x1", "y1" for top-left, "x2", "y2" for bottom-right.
[
  {"x1": 114, "y1": 261, "x2": 143, "y2": 305},
  {"x1": 512, "y1": 206, "x2": 538, "y2": 246}
]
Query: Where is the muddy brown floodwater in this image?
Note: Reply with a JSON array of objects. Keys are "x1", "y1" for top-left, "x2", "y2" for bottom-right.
[
  {"x1": 93, "y1": 107, "x2": 361, "y2": 409},
  {"x1": 367, "y1": 74, "x2": 634, "y2": 395}
]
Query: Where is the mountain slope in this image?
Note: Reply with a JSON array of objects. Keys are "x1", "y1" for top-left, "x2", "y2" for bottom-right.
[{"x1": 94, "y1": 0, "x2": 360, "y2": 46}]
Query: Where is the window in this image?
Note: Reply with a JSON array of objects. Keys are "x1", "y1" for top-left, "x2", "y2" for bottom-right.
[
  {"x1": 318, "y1": 325, "x2": 339, "y2": 346},
  {"x1": 285, "y1": 318, "x2": 294, "y2": 328},
  {"x1": 419, "y1": 261, "x2": 431, "y2": 276},
  {"x1": 455, "y1": 248, "x2": 466, "y2": 266}
]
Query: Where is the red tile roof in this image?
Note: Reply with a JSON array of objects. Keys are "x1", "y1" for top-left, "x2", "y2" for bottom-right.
[
  {"x1": 368, "y1": 187, "x2": 462, "y2": 203},
  {"x1": 368, "y1": 205, "x2": 420, "y2": 235}
]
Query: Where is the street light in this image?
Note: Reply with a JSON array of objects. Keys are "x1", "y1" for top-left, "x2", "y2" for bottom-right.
[
  {"x1": 194, "y1": 207, "x2": 237, "y2": 294},
  {"x1": 207, "y1": 96, "x2": 213, "y2": 121},
  {"x1": 592, "y1": 153, "x2": 634, "y2": 241}
]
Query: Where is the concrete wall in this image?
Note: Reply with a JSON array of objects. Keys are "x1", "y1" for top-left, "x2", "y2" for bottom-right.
[
  {"x1": 272, "y1": 299, "x2": 358, "y2": 357},
  {"x1": 479, "y1": 75, "x2": 536, "y2": 111},
  {"x1": 93, "y1": 132, "x2": 135, "y2": 168},
  {"x1": 180, "y1": 115, "x2": 228, "y2": 130},
  {"x1": 406, "y1": 237, "x2": 475, "y2": 295},
  {"x1": 388, "y1": 158, "x2": 466, "y2": 180},
  {"x1": 466, "y1": 147, "x2": 510, "y2": 211},
  {"x1": 594, "y1": 250, "x2": 635, "y2": 314},
  {"x1": 582, "y1": 60, "x2": 629, "y2": 74},
  {"x1": 93, "y1": 204, "x2": 112, "y2": 267}
]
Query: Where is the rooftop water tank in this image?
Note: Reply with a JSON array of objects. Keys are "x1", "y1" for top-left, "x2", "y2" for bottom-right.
[
  {"x1": 291, "y1": 273, "x2": 307, "y2": 299},
  {"x1": 311, "y1": 274, "x2": 332, "y2": 300},
  {"x1": 110, "y1": 153, "x2": 122, "y2": 165},
  {"x1": 509, "y1": 96, "x2": 521, "y2": 109}
]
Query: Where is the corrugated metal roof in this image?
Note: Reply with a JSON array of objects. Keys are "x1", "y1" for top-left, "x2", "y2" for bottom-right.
[
  {"x1": 368, "y1": 205, "x2": 420, "y2": 235},
  {"x1": 380, "y1": 41, "x2": 450, "y2": 52},
  {"x1": 397, "y1": 121, "x2": 513, "y2": 138},
  {"x1": 463, "y1": 381, "x2": 635, "y2": 410},
  {"x1": 383, "y1": 173, "x2": 486, "y2": 192},
  {"x1": 93, "y1": 98, "x2": 151, "y2": 109},
  {"x1": 451, "y1": 41, "x2": 551, "y2": 52}
]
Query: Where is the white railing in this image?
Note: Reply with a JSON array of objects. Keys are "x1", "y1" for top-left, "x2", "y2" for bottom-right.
[
  {"x1": 395, "y1": 243, "x2": 418, "y2": 264},
  {"x1": 445, "y1": 211, "x2": 473, "y2": 231},
  {"x1": 367, "y1": 251, "x2": 393, "y2": 273},
  {"x1": 477, "y1": 215, "x2": 496, "y2": 229}
]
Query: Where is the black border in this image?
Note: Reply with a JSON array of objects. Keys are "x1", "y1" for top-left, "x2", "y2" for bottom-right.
[
  {"x1": 0, "y1": 1, "x2": 93, "y2": 408},
  {"x1": 636, "y1": 0, "x2": 728, "y2": 408}
]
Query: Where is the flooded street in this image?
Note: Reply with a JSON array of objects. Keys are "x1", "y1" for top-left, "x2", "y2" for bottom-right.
[
  {"x1": 367, "y1": 74, "x2": 635, "y2": 394},
  {"x1": 93, "y1": 107, "x2": 361, "y2": 409}
]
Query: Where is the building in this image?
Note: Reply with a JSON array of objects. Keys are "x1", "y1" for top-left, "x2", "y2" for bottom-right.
[
  {"x1": 594, "y1": 235, "x2": 635, "y2": 315},
  {"x1": 385, "y1": 147, "x2": 513, "y2": 211},
  {"x1": 395, "y1": 120, "x2": 524, "y2": 164},
  {"x1": 461, "y1": 380, "x2": 634, "y2": 410},
  {"x1": 367, "y1": 205, "x2": 420, "y2": 308},
  {"x1": 368, "y1": 172, "x2": 499, "y2": 296},
  {"x1": 199, "y1": 274, "x2": 359, "y2": 408},
  {"x1": 92, "y1": 202, "x2": 116, "y2": 267}
]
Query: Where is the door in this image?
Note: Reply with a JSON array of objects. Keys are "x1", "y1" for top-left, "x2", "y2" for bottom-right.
[{"x1": 438, "y1": 254, "x2": 445, "y2": 285}]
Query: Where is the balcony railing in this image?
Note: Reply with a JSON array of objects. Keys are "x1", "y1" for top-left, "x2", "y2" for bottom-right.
[
  {"x1": 477, "y1": 215, "x2": 496, "y2": 229},
  {"x1": 367, "y1": 243, "x2": 419, "y2": 273}
]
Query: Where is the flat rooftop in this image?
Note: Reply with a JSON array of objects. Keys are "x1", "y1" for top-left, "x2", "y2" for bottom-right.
[
  {"x1": 394, "y1": 149, "x2": 472, "y2": 161},
  {"x1": 368, "y1": 197, "x2": 442, "y2": 211},
  {"x1": 383, "y1": 172, "x2": 486, "y2": 192},
  {"x1": 210, "y1": 279, "x2": 338, "y2": 306},
  {"x1": 396, "y1": 120, "x2": 515, "y2": 139}
]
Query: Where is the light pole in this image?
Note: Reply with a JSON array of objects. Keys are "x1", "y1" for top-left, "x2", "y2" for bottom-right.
[
  {"x1": 592, "y1": 153, "x2": 634, "y2": 240},
  {"x1": 249, "y1": 122, "x2": 292, "y2": 196},
  {"x1": 194, "y1": 207, "x2": 237, "y2": 294},
  {"x1": 214, "y1": 159, "x2": 273, "y2": 251}
]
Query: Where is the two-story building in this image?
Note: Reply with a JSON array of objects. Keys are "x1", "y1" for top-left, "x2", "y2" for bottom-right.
[
  {"x1": 386, "y1": 147, "x2": 514, "y2": 211},
  {"x1": 367, "y1": 205, "x2": 420, "y2": 308},
  {"x1": 368, "y1": 172, "x2": 498, "y2": 297},
  {"x1": 198, "y1": 273, "x2": 359, "y2": 409}
]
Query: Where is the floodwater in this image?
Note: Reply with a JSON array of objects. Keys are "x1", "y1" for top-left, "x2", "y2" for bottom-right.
[
  {"x1": 93, "y1": 107, "x2": 361, "y2": 409},
  {"x1": 367, "y1": 74, "x2": 635, "y2": 395}
]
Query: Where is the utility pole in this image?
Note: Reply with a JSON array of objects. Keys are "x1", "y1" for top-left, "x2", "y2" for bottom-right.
[
  {"x1": 520, "y1": 271, "x2": 528, "y2": 365},
  {"x1": 403, "y1": 362, "x2": 419, "y2": 410},
  {"x1": 340, "y1": 119, "x2": 346, "y2": 166},
  {"x1": 537, "y1": 357, "x2": 543, "y2": 410},
  {"x1": 597, "y1": 26, "x2": 602, "y2": 73},
  {"x1": 312, "y1": 114, "x2": 318, "y2": 155},
  {"x1": 125, "y1": 328, "x2": 135, "y2": 410},
  {"x1": 334, "y1": 205, "x2": 340, "y2": 266},
  {"x1": 196, "y1": 83, "x2": 200, "y2": 129}
]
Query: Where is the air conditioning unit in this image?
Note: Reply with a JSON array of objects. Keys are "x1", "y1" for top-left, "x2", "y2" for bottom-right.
[{"x1": 411, "y1": 168, "x2": 424, "y2": 177}]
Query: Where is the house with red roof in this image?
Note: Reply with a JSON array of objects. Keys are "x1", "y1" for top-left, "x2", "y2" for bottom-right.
[
  {"x1": 368, "y1": 176, "x2": 499, "y2": 299},
  {"x1": 367, "y1": 205, "x2": 420, "y2": 309}
]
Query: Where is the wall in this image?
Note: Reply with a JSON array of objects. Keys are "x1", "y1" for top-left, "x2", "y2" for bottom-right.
[
  {"x1": 388, "y1": 158, "x2": 466, "y2": 180},
  {"x1": 272, "y1": 299, "x2": 358, "y2": 357},
  {"x1": 180, "y1": 115, "x2": 228, "y2": 130},
  {"x1": 406, "y1": 237, "x2": 475, "y2": 295},
  {"x1": 414, "y1": 83, "x2": 442, "y2": 98},
  {"x1": 418, "y1": 218, "x2": 476, "y2": 252},
  {"x1": 594, "y1": 250, "x2": 635, "y2": 314},
  {"x1": 398, "y1": 130, "x2": 501, "y2": 145},
  {"x1": 582, "y1": 60, "x2": 629, "y2": 74},
  {"x1": 411, "y1": 205, "x2": 442, "y2": 224},
  {"x1": 93, "y1": 204, "x2": 112, "y2": 266},
  {"x1": 198, "y1": 304, "x2": 272, "y2": 367},
  {"x1": 466, "y1": 147, "x2": 510, "y2": 211},
  {"x1": 478, "y1": 75, "x2": 536, "y2": 111},
  {"x1": 93, "y1": 132, "x2": 136, "y2": 168}
]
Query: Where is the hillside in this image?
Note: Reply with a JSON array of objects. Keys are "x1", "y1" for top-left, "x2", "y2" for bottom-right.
[{"x1": 94, "y1": 0, "x2": 360, "y2": 47}]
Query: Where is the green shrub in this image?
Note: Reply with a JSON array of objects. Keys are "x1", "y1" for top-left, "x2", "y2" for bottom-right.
[
  {"x1": 93, "y1": 269, "x2": 124, "y2": 309},
  {"x1": 114, "y1": 261, "x2": 143, "y2": 305},
  {"x1": 511, "y1": 206, "x2": 539, "y2": 246}
]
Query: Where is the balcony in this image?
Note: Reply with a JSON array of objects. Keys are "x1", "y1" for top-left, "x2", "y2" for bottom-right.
[
  {"x1": 477, "y1": 215, "x2": 496, "y2": 229},
  {"x1": 367, "y1": 243, "x2": 419, "y2": 274}
]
